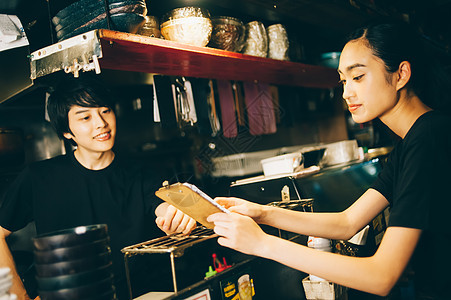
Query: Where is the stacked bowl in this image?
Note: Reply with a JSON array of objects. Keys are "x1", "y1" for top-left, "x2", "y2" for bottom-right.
[
  {"x1": 208, "y1": 16, "x2": 245, "y2": 52},
  {"x1": 160, "y1": 6, "x2": 212, "y2": 47},
  {"x1": 32, "y1": 224, "x2": 116, "y2": 300},
  {"x1": 0, "y1": 267, "x2": 16, "y2": 299},
  {"x1": 52, "y1": 0, "x2": 148, "y2": 41}
]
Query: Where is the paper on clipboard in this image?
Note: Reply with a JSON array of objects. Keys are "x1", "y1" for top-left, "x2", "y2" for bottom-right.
[
  {"x1": 155, "y1": 182, "x2": 230, "y2": 229},
  {"x1": 0, "y1": 15, "x2": 29, "y2": 52}
]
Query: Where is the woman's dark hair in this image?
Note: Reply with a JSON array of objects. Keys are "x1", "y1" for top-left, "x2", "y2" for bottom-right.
[
  {"x1": 47, "y1": 74, "x2": 116, "y2": 141},
  {"x1": 345, "y1": 22, "x2": 451, "y2": 112}
]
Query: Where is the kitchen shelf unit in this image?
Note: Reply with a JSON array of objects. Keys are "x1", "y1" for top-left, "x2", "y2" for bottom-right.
[{"x1": 30, "y1": 29, "x2": 339, "y2": 88}]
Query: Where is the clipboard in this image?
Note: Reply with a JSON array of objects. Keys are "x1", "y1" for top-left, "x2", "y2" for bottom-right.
[{"x1": 155, "y1": 182, "x2": 230, "y2": 229}]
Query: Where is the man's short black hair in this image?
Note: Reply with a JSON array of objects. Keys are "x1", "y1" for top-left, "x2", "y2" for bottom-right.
[{"x1": 47, "y1": 74, "x2": 116, "y2": 141}]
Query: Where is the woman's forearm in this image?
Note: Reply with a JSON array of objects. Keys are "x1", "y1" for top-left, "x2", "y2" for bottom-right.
[
  {"x1": 260, "y1": 206, "x2": 355, "y2": 240},
  {"x1": 259, "y1": 189, "x2": 388, "y2": 240},
  {"x1": 259, "y1": 227, "x2": 420, "y2": 296}
]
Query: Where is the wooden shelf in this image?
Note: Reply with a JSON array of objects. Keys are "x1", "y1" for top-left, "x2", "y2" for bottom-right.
[
  {"x1": 97, "y1": 29, "x2": 339, "y2": 88},
  {"x1": 30, "y1": 29, "x2": 339, "y2": 88}
]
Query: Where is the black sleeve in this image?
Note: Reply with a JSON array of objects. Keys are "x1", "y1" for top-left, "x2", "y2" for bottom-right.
[
  {"x1": 377, "y1": 120, "x2": 448, "y2": 230},
  {"x1": 0, "y1": 167, "x2": 34, "y2": 232},
  {"x1": 142, "y1": 168, "x2": 164, "y2": 218},
  {"x1": 370, "y1": 143, "x2": 398, "y2": 203}
]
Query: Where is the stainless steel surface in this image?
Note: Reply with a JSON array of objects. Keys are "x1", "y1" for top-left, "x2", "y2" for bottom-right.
[
  {"x1": 0, "y1": 45, "x2": 33, "y2": 104},
  {"x1": 231, "y1": 165, "x2": 320, "y2": 187},
  {"x1": 366, "y1": 147, "x2": 393, "y2": 160},
  {"x1": 0, "y1": 127, "x2": 25, "y2": 167},
  {"x1": 29, "y1": 30, "x2": 102, "y2": 79},
  {"x1": 267, "y1": 198, "x2": 314, "y2": 212}
]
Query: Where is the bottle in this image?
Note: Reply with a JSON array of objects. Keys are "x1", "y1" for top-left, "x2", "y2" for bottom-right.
[{"x1": 307, "y1": 236, "x2": 332, "y2": 281}]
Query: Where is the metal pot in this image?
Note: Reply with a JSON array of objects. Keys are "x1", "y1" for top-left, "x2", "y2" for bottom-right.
[{"x1": 0, "y1": 127, "x2": 25, "y2": 167}]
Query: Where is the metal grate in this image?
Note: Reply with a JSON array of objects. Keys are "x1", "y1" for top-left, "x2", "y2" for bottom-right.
[
  {"x1": 121, "y1": 226, "x2": 216, "y2": 257},
  {"x1": 121, "y1": 226, "x2": 217, "y2": 296}
]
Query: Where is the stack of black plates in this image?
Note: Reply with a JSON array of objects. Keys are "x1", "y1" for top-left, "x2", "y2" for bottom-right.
[
  {"x1": 52, "y1": 0, "x2": 148, "y2": 41},
  {"x1": 32, "y1": 224, "x2": 116, "y2": 300}
]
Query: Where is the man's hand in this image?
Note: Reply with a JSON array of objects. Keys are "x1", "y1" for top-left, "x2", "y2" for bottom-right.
[{"x1": 155, "y1": 203, "x2": 197, "y2": 235}]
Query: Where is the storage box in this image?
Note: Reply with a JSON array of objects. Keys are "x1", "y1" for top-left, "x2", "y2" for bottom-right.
[
  {"x1": 210, "y1": 148, "x2": 280, "y2": 177},
  {"x1": 260, "y1": 152, "x2": 303, "y2": 176},
  {"x1": 302, "y1": 277, "x2": 347, "y2": 300}
]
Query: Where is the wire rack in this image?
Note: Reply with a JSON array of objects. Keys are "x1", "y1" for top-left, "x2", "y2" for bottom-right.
[
  {"x1": 121, "y1": 226, "x2": 216, "y2": 257},
  {"x1": 121, "y1": 226, "x2": 216, "y2": 296}
]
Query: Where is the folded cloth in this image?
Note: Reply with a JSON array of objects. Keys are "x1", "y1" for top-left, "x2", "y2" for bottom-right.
[
  {"x1": 258, "y1": 82, "x2": 277, "y2": 134},
  {"x1": 243, "y1": 81, "x2": 264, "y2": 135},
  {"x1": 216, "y1": 80, "x2": 238, "y2": 138},
  {"x1": 243, "y1": 81, "x2": 277, "y2": 135}
]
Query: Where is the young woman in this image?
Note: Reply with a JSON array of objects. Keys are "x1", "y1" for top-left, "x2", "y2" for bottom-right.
[
  {"x1": 208, "y1": 22, "x2": 451, "y2": 299},
  {"x1": 0, "y1": 76, "x2": 196, "y2": 300}
]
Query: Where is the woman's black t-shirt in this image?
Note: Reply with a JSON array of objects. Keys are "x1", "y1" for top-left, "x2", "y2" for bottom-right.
[
  {"x1": 0, "y1": 151, "x2": 166, "y2": 299},
  {"x1": 371, "y1": 111, "x2": 451, "y2": 298}
]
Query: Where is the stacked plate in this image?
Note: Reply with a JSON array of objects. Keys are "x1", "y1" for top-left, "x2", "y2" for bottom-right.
[
  {"x1": 32, "y1": 224, "x2": 116, "y2": 300},
  {"x1": 52, "y1": 0, "x2": 148, "y2": 41},
  {"x1": 0, "y1": 267, "x2": 16, "y2": 300}
]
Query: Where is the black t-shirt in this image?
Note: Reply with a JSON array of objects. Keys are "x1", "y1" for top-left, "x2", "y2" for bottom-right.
[
  {"x1": 371, "y1": 111, "x2": 451, "y2": 298},
  {"x1": 0, "y1": 151, "x2": 165, "y2": 299}
]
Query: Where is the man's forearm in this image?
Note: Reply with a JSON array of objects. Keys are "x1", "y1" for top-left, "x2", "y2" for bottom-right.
[{"x1": 0, "y1": 227, "x2": 30, "y2": 300}]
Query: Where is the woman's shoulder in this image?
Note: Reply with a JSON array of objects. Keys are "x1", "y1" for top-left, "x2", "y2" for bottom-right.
[
  {"x1": 409, "y1": 111, "x2": 450, "y2": 138},
  {"x1": 420, "y1": 110, "x2": 449, "y2": 124},
  {"x1": 403, "y1": 111, "x2": 451, "y2": 156}
]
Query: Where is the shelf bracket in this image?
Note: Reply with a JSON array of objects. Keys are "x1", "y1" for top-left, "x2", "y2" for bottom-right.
[{"x1": 29, "y1": 30, "x2": 103, "y2": 79}]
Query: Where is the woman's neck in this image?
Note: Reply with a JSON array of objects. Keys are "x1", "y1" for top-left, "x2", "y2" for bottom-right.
[
  {"x1": 379, "y1": 91, "x2": 432, "y2": 139},
  {"x1": 73, "y1": 149, "x2": 115, "y2": 170}
]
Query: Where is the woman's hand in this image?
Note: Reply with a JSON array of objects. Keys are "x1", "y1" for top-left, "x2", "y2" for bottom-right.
[
  {"x1": 155, "y1": 204, "x2": 197, "y2": 235},
  {"x1": 214, "y1": 197, "x2": 266, "y2": 223},
  {"x1": 207, "y1": 212, "x2": 269, "y2": 256}
]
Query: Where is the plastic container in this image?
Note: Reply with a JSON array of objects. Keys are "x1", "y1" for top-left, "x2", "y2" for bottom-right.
[
  {"x1": 319, "y1": 52, "x2": 341, "y2": 69},
  {"x1": 321, "y1": 140, "x2": 359, "y2": 167},
  {"x1": 302, "y1": 276, "x2": 347, "y2": 300},
  {"x1": 260, "y1": 152, "x2": 303, "y2": 176},
  {"x1": 307, "y1": 236, "x2": 332, "y2": 281}
]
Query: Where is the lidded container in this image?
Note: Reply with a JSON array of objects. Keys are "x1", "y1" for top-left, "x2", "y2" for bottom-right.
[
  {"x1": 267, "y1": 24, "x2": 289, "y2": 60},
  {"x1": 160, "y1": 6, "x2": 212, "y2": 47},
  {"x1": 242, "y1": 21, "x2": 268, "y2": 57},
  {"x1": 209, "y1": 16, "x2": 245, "y2": 52}
]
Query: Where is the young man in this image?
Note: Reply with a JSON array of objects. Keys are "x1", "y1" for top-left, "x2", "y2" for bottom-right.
[{"x1": 0, "y1": 76, "x2": 196, "y2": 300}]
